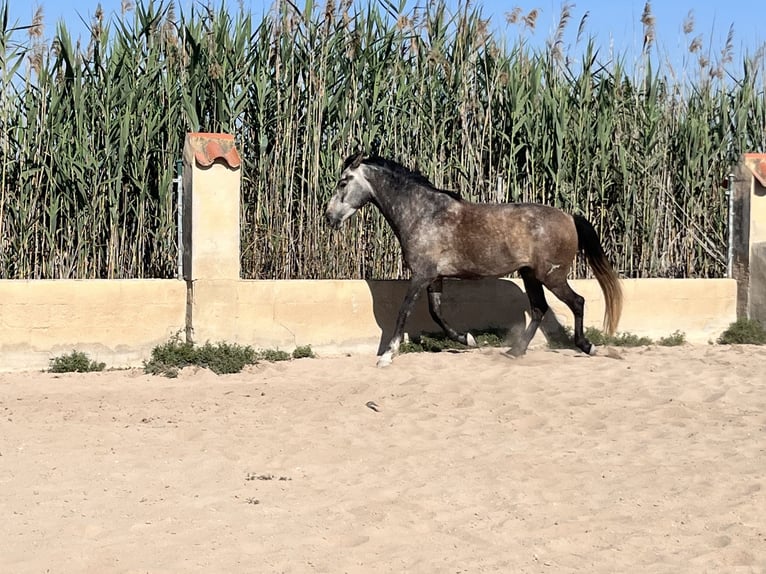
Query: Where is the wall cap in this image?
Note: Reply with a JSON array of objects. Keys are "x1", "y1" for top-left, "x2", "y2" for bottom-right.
[
  {"x1": 184, "y1": 132, "x2": 241, "y2": 169},
  {"x1": 744, "y1": 153, "x2": 766, "y2": 188}
]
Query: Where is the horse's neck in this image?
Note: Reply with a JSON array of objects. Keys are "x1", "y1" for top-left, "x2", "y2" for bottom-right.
[{"x1": 372, "y1": 181, "x2": 442, "y2": 232}]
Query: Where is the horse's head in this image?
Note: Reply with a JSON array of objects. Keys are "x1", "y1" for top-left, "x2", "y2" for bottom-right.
[{"x1": 325, "y1": 152, "x2": 375, "y2": 229}]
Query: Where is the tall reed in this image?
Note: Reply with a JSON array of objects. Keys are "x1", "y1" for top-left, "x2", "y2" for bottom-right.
[{"x1": 1, "y1": 0, "x2": 764, "y2": 280}]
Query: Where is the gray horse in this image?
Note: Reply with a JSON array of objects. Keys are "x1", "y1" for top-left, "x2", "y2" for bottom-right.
[{"x1": 325, "y1": 153, "x2": 623, "y2": 367}]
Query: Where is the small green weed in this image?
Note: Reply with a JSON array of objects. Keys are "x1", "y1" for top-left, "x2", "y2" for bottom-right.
[
  {"x1": 549, "y1": 326, "x2": 655, "y2": 348},
  {"x1": 658, "y1": 330, "x2": 686, "y2": 346},
  {"x1": 49, "y1": 351, "x2": 106, "y2": 373},
  {"x1": 399, "y1": 329, "x2": 507, "y2": 354},
  {"x1": 195, "y1": 342, "x2": 257, "y2": 375},
  {"x1": 583, "y1": 327, "x2": 652, "y2": 347},
  {"x1": 145, "y1": 335, "x2": 310, "y2": 377},
  {"x1": 145, "y1": 337, "x2": 256, "y2": 377},
  {"x1": 399, "y1": 339, "x2": 425, "y2": 354},
  {"x1": 292, "y1": 345, "x2": 315, "y2": 359},
  {"x1": 144, "y1": 336, "x2": 197, "y2": 377},
  {"x1": 474, "y1": 329, "x2": 507, "y2": 347},
  {"x1": 583, "y1": 326, "x2": 609, "y2": 346},
  {"x1": 613, "y1": 332, "x2": 654, "y2": 347},
  {"x1": 717, "y1": 319, "x2": 766, "y2": 345},
  {"x1": 255, "y1": 349, "x2": 291, "y2": 362}
]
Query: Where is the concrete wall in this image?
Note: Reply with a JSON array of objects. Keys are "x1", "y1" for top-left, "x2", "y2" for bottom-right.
[
  {"x1": 190, "y1": 277, "x2": 736, "y2": 355},
  {"x1": 0, "y1": 280, "x2": 187, "y2": 372},
  {"x1": 750, "y1": 243, "x2": 766, "y2": 325},
  {"x1": 0, "y1": 277, "x2": 737, "y2": 372}
]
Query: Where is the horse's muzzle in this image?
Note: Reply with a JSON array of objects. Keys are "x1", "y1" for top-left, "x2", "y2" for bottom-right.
[{"x1": 325, "y1": 211, "x2": 340, "y2": 229}]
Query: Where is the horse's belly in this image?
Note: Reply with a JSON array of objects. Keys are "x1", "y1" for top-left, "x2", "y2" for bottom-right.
[{"x1": 441, "y1": 253, "x2": 525, "y2": 278}]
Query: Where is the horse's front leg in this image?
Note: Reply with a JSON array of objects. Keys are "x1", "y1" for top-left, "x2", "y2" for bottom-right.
[
  {"x1": 427, "y1": 279, "x2": 476, "y2": 347},
  {"x1": 377, "y1": 276, "x2": 430, "y2": 367}
]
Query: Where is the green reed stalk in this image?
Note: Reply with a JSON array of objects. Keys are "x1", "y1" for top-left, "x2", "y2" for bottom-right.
[{"x1": 0, "y1": 0, "x2": 764, "y2": 280}]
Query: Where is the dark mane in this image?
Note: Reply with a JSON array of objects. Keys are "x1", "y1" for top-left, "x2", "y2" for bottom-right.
[{"x1": 355, "y1": 155, "x2": 463, "y2": 201}]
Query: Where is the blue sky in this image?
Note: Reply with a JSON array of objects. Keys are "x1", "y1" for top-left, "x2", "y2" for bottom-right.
[{"x1": 8, "y1": 0, "x2": 765, "y2": 71}]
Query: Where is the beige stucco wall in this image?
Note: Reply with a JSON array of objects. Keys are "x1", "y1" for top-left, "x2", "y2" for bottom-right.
[
  {"x1": 0, "y1": 280, "x2": 187, "y2": 372},
  {"x1": 751, "y1": 243, "x2": 766, "y2": 325},
  {"x1": 746, "y1": 164, "x2": 766, "y2": 324},
  {"x1": 750, "y1": 193, "x2": 766, "y2": 246},
  {"x1": 0, "y1": 277, "x2": 736, "y2": 373},
  {"x1": 190, "y1": 277, "x2": 737, "y2": 356}
]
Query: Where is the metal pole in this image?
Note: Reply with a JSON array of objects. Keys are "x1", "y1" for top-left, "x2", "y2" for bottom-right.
[
  {"x1": 727, "y1": 172, "x2": 735, "y2": 278},
  {"x1": 176, "y1": 158, "x2": 183, "y2": 280}
]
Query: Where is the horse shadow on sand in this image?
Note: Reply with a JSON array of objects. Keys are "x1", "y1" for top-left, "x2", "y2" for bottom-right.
[{"x1": 365, "y1": 278, "x2": 572, "y2": 356}]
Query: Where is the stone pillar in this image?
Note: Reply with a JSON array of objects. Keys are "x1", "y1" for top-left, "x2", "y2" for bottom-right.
[
  {"x1": 182, "y1": 132, "x2": 241, "y2": 281},
  {"x1": 181, "y1": 133, "x2": 242, "y2": 343},
  {"x1": 731, "y1": 153, "x2": 766, "y2": 324}
]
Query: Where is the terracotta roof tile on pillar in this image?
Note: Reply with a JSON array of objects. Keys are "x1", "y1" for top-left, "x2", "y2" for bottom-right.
[
  {"x1": 187, "y1": 132, "x2": 241, "y2": 169},
  {"x1": 744, "y1": 153, "x2": 766, "y2": 188}
]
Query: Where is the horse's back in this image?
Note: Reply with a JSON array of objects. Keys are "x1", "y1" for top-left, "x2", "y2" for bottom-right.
[
  {"x1": 432, "y1": 201, "x2": 577, "y2": 279},
  {"x1": 460, "y1": 202, "x2": 576, "y2": 245}
]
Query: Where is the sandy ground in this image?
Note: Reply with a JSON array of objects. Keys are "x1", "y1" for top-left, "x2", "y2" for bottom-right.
[{"x1": 1, "y1": 344, "x2": 765, "y2": 574}]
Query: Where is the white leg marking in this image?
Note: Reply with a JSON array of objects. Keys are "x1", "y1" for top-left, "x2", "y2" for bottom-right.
[
  {"x1": 376, "y1": 352, "x2": 393, "y2": 368},
  {"x1": 377, "y1": 336, "x2": 401, "y2": 367}
]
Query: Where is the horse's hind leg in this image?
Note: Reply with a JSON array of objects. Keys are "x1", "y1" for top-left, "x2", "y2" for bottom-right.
[
  {"x1": 547, "y1": 280, "x2": 593, "y2": 355},
  {"x1": 511, "y1": 268, "x2": 550, "y2": 356},
  {"x1": 427, "y1": 279, "x2": 477, "y2": 347}
]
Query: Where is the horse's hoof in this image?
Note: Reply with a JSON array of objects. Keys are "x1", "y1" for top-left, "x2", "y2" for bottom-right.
[
  {"x1": 577, "y1": 342, "x2": 595, "y2": 355},
  {"x1": 376, "y1": 354, "x2": 393, "y2": 368},
  {"x1": 465, "y1": 333, "x2": 477, "y2": 347},
  {"x1": 588, "y1": 344, "x2": 598, "y2": 356}
]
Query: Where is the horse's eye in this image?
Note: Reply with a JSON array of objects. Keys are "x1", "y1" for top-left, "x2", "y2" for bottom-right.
[{"x1": 338, "y1": 179, "x2": 347, "y2": 188}]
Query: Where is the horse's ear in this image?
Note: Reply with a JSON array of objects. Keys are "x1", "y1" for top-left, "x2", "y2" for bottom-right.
[
  {"x1": 351, "y1": 151, "x2": 365, "y2": 169},
  {"x1": 369, "y1": 137, "x2": 381, "y2": 157},
  {"x1": 342, "y1": 151, "x2": 367, "y2": 171}
]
